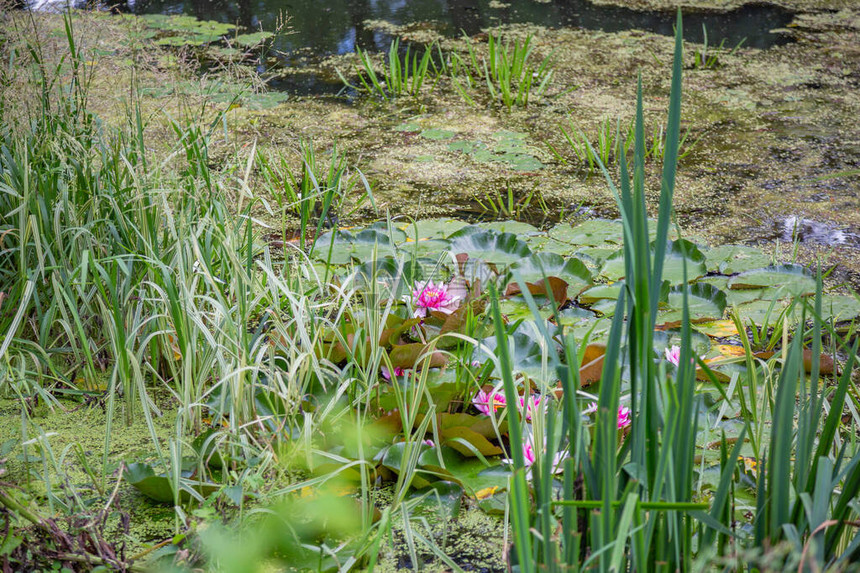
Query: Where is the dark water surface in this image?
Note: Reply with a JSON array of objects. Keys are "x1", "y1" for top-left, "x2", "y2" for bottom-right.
[
  {"x1": 29, "y1": 0, "x2": 796, "y2": 94},
  {"x1": 125, "y1": 0, "x2": 795, "y2": 53}
]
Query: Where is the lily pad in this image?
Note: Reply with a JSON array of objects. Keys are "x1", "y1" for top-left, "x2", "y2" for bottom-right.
[
  {"x1": 448, "y1": 229, "x2": 531, "y2": 265},
  {"x1": 507, "y1": 252, "x2": 593, "y2": 294},
  {"x1": 578, "y1": 283, "x2": 623, "y2": 305},
  {"x1": 601, "y1": 239, "x2": 706, "y2": 284},
  {"x1": 125, "y1": 462, "x2": 219, "y2": 504},
  {"x1": 420, "y1": 128, "x2": 456, "y2": 140},
  {"x1": 660, "y1": 283, "x2": 728, "y2": 322},
  {"x1": 233, "y1": 31, "x2": 274, "y2": 48},
  {"x1": 398, "y1": 218, "x2": 469, "y2": 241},
  {"x1": 548, "y1": 220, "x2": 624, "y2": 247},
  {"x1": 727, "y1": 264, "x2": 816, "y2": 296},
  {"x1": 478, "y1": 221, "x2": 540, "y2": 235},
  {"x1": 472, "y1": 332, "x2": 557, "y2": 381},
  {"x1": 704, "y1": 245, "x2": 774, "y2": 275}
]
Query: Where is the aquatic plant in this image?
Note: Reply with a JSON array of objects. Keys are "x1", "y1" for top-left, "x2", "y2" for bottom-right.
[
  {"x1": 411, "y1": 279, "x2": 466, "y2": 318},
  {"x1": 549, "y1": 116, "x2": 700, "y2": 173},
  {"x1": 338, "y1": 37, "x2": 438, "y2": 99},
  {"x1": 692, "y1": 23, "x2": 746, "y2": 70},
  {"x1": 451, "y1": 32, "x2": 554, "y2": 110},
  {"x1": 2, "y1": 6, "x2": 860, "y2": 572}
]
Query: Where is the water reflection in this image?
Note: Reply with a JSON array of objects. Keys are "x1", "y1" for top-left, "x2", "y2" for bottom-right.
[
  {"x1": 26, "y1": 0, "x2": 795, "y2": 95},
  {"x1": 119, "y1": 0, "x2": 794, "y2": 54}
]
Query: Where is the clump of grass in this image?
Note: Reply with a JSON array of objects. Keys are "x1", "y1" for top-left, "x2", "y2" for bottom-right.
[
  {"x1": 692, "y1": 23, "x2": 746, "y2": 70},
  {"x1": 450, "y1": 31, "x2": 554, "y2": 110},
  {"x1": 338, "y1": 37, "x2": 439, "y2": 99},
  {"x1": 497, "y1": 10, "x2": 860, "y2": 571},
  {"x1": 548, "y1": 116, "x2": 700, "y2": 173},
  {"x1": 256, "y1": 139, "x2": 375, "y2": 252}
]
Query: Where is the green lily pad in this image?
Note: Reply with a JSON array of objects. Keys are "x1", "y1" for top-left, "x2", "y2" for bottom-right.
[
  {"x1": 502, "y1": 154, "x2": 544, "y2": 171},
  {"x1": 125, "y1": 462, "x2": 219, "y2": 504},
  {"x1": 661, "y1": 283, "x2": 728, "y2": 322},
  {"x1": 653, "y1": 329, "x2": 712, "y2": 357},
  {"x1": 478, "y1": 221, "x2": 540, "y2": 235},
  {"x1": 548, "y1": 220, "x2": 624, "y2": 247},
  {"x1": 601, "y1": 239, "x2": 706, "y2": 284},
  {"x1": 311, "y1": 231, "x2": 356, "y2": 264},
  {"x1": 704, "y1": 245, "x2": 774, "y2": 274},
  {"x1": 727, "y1": 264, "x2": 816, "y2": 296},
  {"x1": 472, "y1": 332, "x2": 556, "y2": 381},
  {"x1": 409, "y1": 481, "x2": 463, "y2": 520},
  {"x1": 394, "y1": 122, "x2": 421, "y2": 132},
  {"x1": 398, "y1": 218, "x2": 469, "y2": 241},
  {"x1": 448, "y1": 228, "x2": 531, "y2": 265},
  {"x1": 233, "y1": 31, "x2": 274, "y2": 47},
  {"x1": 243, "y1": 92, "x2": 290, "y2": 110},
  {"x1": 578, "y1": 283, "x2": 623, "y2": 305},
  {"x1": 507, "y1": 252, "x2": 592, "y2": 291},
  {"x1": 733, "y1": 299, "x2": 801, "y2": 326},
  {"x1": 820, "y1": 294, "x2": 860, "y2": 322},
  {"x1": 419, "y1": 447, "x2": 508, "y2": 497},
  {"x1": 420, "y1": 128, "x2": 456, "y2": 140}
]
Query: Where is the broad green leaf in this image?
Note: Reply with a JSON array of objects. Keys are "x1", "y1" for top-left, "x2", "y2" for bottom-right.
[
  {"x1": 660, "y1": 282, "x2": 728, "y2": 322},
  {"x1": 448, "y1": 229, "x2": 531, "y2": 265},
  {"x1": 727, "y1": 264, "x2": 816, "y2": 295},
  {"x1": 507, "y1": 252, "x2": 593, "y2": 293},
  {"x1": 704, "y1": 244, "x2": 773, "y2": 274},
  {"x1": 548, "y1": 220, "x2": 624, "y2": 246},
  {"x1": 398, "y1": 218, "x2": 469, "y2": 241}
]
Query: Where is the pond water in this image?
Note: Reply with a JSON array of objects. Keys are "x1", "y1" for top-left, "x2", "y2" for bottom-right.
[
  {"x1": 34, "y1": 0, "x2": 795, "y2": 54},
  {"x1": 29, "y1": 0, "x2": 796, "y2": 96},
  {"x1": 124, "y1": 0, "x2": 795, "y2": 52}
]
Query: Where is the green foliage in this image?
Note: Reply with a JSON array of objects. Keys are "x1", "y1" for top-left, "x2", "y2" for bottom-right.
[
  {"x1": 2, "y1": 8, "x2": 859, "y2": 572},
  {"x1": 450, "y1": 32, "x2": 555, "y2": 110},
  {"x1": 338, "y1": 38, "x2": 439, "y2": 99}
]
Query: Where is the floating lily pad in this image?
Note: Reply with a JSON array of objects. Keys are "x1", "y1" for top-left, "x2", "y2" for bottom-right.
[
  {"x1": 549, "y1": 220, "x2": 624, "y2": 247},
  {"x1": 398, "y1": 218, "x2": 469, "y2": 241},
  {"x1": 820, "y1": 294, "x2": 860, "y2": 322},
  {"x1": 478, "y1": 221, "x2": 540, "y2": 235},
  {"x1": 242, "y1": 92, "x2": 290, "y2": 110},
  {"x1": 419, "y1": 447, "x2": 509, "y2": 497},
  {"x1": 704, "y1": 245, "x2": 774, "y2": 274},
  {"x1": 653, "y1": 329, "x2": 712, "y2": 357},
  {"x1": 394, "y1": 122, "x2": 421, "y2": 132},
  {"x1": 472, "y1": 332, "x2": 556, "y2": 381},
  {"x1": 448, "y1": 228, "x2": 531, "y2": 265},
  {"x1": 578, "y1": 283, "x2": 623, "y2": 305},
  {"x1": 727, "y1": 264, "x2": 816, "y2": 296},
  {"x1": 420, "y1": 128, "x2": 456, "y2": 140},
  {"x1": 409, "y1": 481, "x2": 463, "y2": 519},
  {"x1": 601, "y1": 239, "x2": 706, "y2": 284},
  {"x1": 233, "y1": 31, "x2": 274, "y2": 47},
  {"x1": 733, "y1": 299, "x2": 801, "y2": 326},
  {"x1": 507, "y1": 252, "x2": 592, "y2": 298},
  {"x1": 661, "y1": 283, "x2": 728, "y2": 322},
  {"x1": 125, "y1": 462, "x2": 219, "y2": 504}
]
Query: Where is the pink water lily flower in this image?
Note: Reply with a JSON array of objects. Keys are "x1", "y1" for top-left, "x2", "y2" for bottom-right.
[
  {"x1": 411, "y1": 279, "x2": 467, "y2": 318},
  {"x1": 584, "y1": 402, "x2": 632, "y2": 429},
  {"x1": 502, "y1": 440, "x2": 569, "y2": 474},
  {"x1": 381, "y1": 366, "x2": 406, "y2": 380},
  {"x1": 472, "y1": 389, "x2": 507, "y2": 416},
  {"x1": 617, "y1": 406, "x2": 631, "y2": 429},
  {"x1": 664, "y1": 345, "x2": 682, "y2": 366},
  {"x1": 518, "y1": 395, "x2": 544, "y2": 422}
]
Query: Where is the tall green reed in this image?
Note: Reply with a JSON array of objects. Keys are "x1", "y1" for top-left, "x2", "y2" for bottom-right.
[
  {"x1": 339, "y1": 38, "x2": 439, "y2": 99},
  {"x1": 452, "y1": 32, "x2": 554, "y2": 110},
  {"x1": 493, "y1": 11, "x2": 860, "y2": 570}
]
